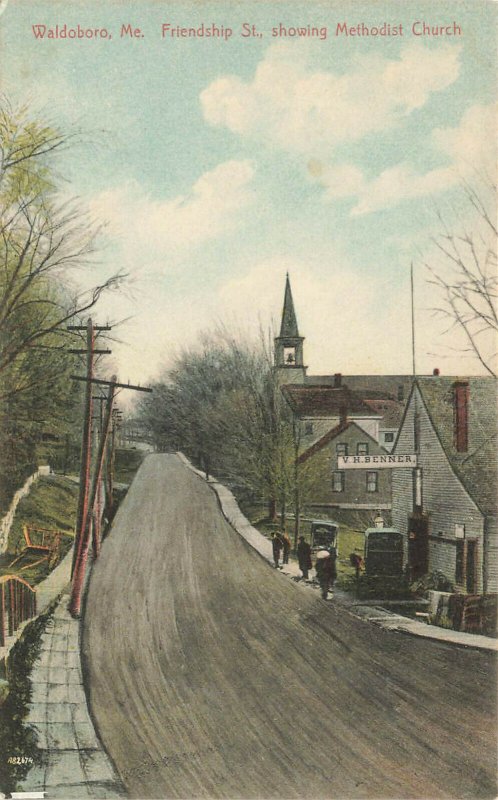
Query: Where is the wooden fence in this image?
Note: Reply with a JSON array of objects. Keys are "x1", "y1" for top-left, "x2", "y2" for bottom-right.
[
  {"x1": 435, "y1": 592, "x2": 498, "y2": 636},
  {"x1": 0, "y1": 575, "x2": 37, "y2": 647}
]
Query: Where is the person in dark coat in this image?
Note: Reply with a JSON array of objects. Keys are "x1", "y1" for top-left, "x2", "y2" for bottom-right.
[
  {"x1": 271, "y1": 531, "x2": 283, "y2": 568},
  {"x1": 349, "y1": 551, "x2": 364, "y2": 580},
  {"x1": 281, "y1": 530, "x2": 291, "y2": 564},
  {"x1": 297, "y1": 536, "x2": 312, "y2": 579},
  {"x1": 315, "y1": 549, "x2": 337, "y2": 599}
]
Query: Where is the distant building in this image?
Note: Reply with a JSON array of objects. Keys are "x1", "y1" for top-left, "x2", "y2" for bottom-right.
[
  {"x1": 392, "y1": 376, "x2": 498, "y2": 594},
  {"x1": 281, "y1": 382, "x2": 382, "y2": 451},
  {"x1": 297, "y1": 419, "x2": 391, "y2": 511},
  {"x1": 274, "y1": 275, "x2": 410, "y2": 440},
  {"x1": 274, "y1": 275, "x2": 410, "y2": 511}
]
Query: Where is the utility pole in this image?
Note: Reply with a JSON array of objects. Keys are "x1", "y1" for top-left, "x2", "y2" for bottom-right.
[
  {"x1": 69, "y1": 375, "x2": 152, "y2": 616},
  {"x1": 68, "y1": 319, "x2": 111, "y2": 580},
  {"x1": 92, "y1": 394, "x2": 106, "y2": 558},
  {"x1": 104, "y1": 407, "x2": 121, "y2": 525},
  {"x1": 71, "y1": 378, "x2": 116, "y2": 616}
]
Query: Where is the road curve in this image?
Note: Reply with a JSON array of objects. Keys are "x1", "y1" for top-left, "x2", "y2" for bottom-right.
[{"x1": 83, "y1": 454, "x2": 497, "y2": 799}]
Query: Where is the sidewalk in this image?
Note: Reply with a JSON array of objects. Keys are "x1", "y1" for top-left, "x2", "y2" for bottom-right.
[
  {"x1": 18, "y1": 586, "x2": 125, "y2": 799},
  {"x1": 179, "y1": 453, "x2": 498, "y2": 653}
]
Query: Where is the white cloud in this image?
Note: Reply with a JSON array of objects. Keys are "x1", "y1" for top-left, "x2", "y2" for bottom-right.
[
  {"x1": 87, "y1": 159, "x2": 256, "y2": 272},
  {"x1": 318, "y1": 103, "x2": 496, "y2": 214},
  {"x1": 85, "y1": 242, "x2": 494, "y2": 388},
  {"x1": 201, "y1": 42, "x2": 461, "y2": 155}
]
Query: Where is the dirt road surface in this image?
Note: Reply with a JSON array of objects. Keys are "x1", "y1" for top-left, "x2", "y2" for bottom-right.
[{"x1": 83, "y1": 454, "x2": 497, "y2": 799}]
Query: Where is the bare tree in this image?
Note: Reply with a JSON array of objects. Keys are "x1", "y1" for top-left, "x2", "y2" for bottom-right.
[
  {"x1": 426, "y1": 180, "x2": 497, "y2": 377},
  {"x1": 0, "y1": 100, "x2": 126, "y2": 396},
  {"x1": 0, "y1": 99, "x2": 125, "y2": 506}
]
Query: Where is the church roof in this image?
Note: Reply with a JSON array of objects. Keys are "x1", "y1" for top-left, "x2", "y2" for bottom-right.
[
  {"x1": 278, "y1": 274, "x2": 300, "y2": 338},
  {"x1": 306, "y1": 374, "x2": 414, "y2": 401},
  {"x1": 363, "y1": 398, "x2": 405, "y2": 428},
  {"x1": 281, "y1": 384, "x2": 380, "y2": 418}
]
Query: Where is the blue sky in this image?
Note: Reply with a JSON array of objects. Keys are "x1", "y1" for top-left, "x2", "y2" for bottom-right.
[{"x1": 1, "y1": 0, "x2": 496, "y2": 383}]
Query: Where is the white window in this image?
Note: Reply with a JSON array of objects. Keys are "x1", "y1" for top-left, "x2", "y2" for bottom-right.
[
  {"x1": 357, "y1": 442, "x2": 369, "y2": 456},
  {"x1": 366, "y1": 471, "x2": 378, "y2": 492},
  {"x1": 332, "y1": 471, "x2": 345, "y2": 492}
]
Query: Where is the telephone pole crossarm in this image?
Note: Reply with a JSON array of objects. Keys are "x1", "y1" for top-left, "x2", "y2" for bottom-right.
[
  {"x1": 69, "y1": 349, "x2": 112, "y2": 355},
  {"x1": 71, "y1": 375, "x2": 153, "y2": 393},
  {"x1": 67, "y1": 325, "x2": 112, "y2": 331}
]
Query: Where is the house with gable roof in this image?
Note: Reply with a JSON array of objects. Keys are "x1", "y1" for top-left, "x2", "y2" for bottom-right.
[
  {"x1": 273, "y1": 276, "x2": 496, "y2": 550},
  {"x1": 391, "y1": 376, "x2": 498, "y2": 593},
  {"x1": 296, "y1": 419, "x2": 392, "y2": 511}
]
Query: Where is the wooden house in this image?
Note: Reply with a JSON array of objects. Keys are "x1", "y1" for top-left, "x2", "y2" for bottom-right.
[{"x1": 391, "y1": 376, "x2": 498, "y2": 593}]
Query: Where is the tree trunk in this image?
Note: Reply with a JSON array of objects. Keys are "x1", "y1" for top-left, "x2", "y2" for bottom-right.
[
  {"x1": 293, "y1": 485, "x2": 300, "y2": 551},
  {"x1": 280, "y1": 494, "x2": 286, "y2": 530},
  {"x1": 268, "y1": 496, "x2": 277, "y2": 522}
]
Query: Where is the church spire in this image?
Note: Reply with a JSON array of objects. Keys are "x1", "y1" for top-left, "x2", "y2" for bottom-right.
[
  {"x1": 280, "y1": 273, "x2": 300, "y2": 337},
  {"x1": 274, "y1": 273, "x2": 306, "y2": 385}
]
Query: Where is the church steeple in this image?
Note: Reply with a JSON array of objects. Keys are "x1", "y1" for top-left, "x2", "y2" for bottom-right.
[
  {"x1": 280, "y1": 273, "x2": 300, "y2": 338},
  {"x1": 274, "y1": 273, "x2": 307, "y2": 385}
]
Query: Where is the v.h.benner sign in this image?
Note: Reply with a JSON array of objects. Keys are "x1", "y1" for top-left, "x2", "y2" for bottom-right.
[{"x1": 337, "y1": 454, "x2": 417, "y2": 469}]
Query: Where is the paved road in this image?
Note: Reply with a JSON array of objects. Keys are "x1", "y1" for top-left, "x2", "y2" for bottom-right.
[{"x1": 83, "y1": 454, "x2": 497, "y2": 800}]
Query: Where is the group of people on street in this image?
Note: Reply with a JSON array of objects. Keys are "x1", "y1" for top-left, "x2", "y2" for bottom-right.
[{"x1": 270, "y1": 531, "x2": 337, "y2": 599}]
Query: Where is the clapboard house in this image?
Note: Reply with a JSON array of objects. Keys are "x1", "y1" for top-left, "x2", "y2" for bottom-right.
[
  {"x1": 391, "y1": 376, "x2": 498, "y2": 594},
  {"x1": 296, "y1": 419, "x2": 392, "y2": 511}
]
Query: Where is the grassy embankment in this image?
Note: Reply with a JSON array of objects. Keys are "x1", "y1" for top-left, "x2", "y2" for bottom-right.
[
  {"x1": 113, "y1": 447, "x2": 145, "y2": 484},
  {"x1": 0, "y1": 476, "x2": 78, "y2": 586},
  {"x1": 0, "y1": 448, "x2": 145, "y2": 587}
]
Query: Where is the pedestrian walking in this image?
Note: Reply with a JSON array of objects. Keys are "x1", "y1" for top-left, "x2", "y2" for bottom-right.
[
  {"x1": 349, "y1": 550, "x2": 364, "y2": 580},
  {"x1": 271, "y1": 531, "x2": 283, "y2": 568},
  {"x1": 281, "y1": 530, "x2": 291, "y2": 564},
  {"x1": 315, "y1": 548, "x2": 337, "y2": 599},
  {"x1": 297, "y1": 535, "x2": 312, "y2": 580}
]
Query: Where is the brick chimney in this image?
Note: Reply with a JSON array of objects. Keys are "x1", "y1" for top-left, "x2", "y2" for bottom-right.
[
  {"x1": 453, "y1": 380, "x2": 469, "y2": 452},
  {"x1": 334, "y1": 373, "x2": 342, "y2": 388},
  {"x1": 433, "y1": 368, "x2": 440, "y2": 376}
]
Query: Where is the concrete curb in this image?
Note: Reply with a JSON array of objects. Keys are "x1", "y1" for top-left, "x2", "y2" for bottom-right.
[{"x1": 177, "y1": 453, "x2": 498, "y2": 653}]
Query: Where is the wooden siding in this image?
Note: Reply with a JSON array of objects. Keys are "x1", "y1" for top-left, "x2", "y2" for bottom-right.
[
  {"x1": 484, "y1": 514, "x2": 498, "y2": 594},
  {"x1": 302, "y1": 426, "x2": 391, "y2": 509},
  {"x1": 392, "y1": 387, "x2": 487, "y2": 592}
]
